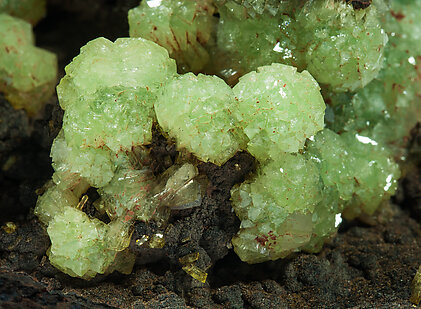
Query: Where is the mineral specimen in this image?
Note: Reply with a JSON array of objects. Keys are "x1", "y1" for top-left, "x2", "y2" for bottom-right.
[
  {"x1": 128, "y1": 0, "x2": 215, "y2": 73},
  {"x1": 0, "y1": 14, "x2": 57, "y2": 116},
  {"x1": 326, "y1": 0, "x2": 421, "y2": 156},
  {"x1": 295, "y1": 0, "x2": 388, "y2": 92},
  {"x1": 214, "y1": 0, "x2": 387, "y2": 91},
  {"x1": 232, "y1": 63, "x2": 325, "y2": 162},
  {"x1": 155, "y1": 73, "x2": 245, "y2": 165},
  {"x1": 0, "y1": 0, "x2": 46, "y2": 25},
  {"x1": 35, "y1": 0, "x2": 419, "y2": 277}
]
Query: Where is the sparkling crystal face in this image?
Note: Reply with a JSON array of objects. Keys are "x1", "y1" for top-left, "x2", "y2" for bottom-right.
[{"x1": 34, "y1": 0, "x2": 420, "y2": 276}]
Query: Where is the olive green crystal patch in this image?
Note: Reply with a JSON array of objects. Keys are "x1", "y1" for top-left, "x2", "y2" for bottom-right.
[
  {"x1": 0, "y1": 14, "x2": 57, "y2": 115},
  {"x1": 128, "y1": 0, "x2": 215, "y2": 73}
]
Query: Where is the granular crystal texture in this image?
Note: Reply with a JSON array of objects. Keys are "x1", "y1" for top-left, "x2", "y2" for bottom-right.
[
  {"x1": 55, "y1": 37, "x2": 177, "y2": 184},
  {"x1": 51, "y1": 131, "x2": 115, "y2": 188},
  {"x1": 34, "y1": 181, "x2": 80, "y2": 226},
  {"x1": 57, "y1": 37, "x2": 176, "y2": 111},
  {"x1": 216, "y1": 1, "x2": 298, "y2": 76},
  {"x1": 0, "y1": 0, "x2": 46, "y2": 25},
  {"x1": 230, "y1": 153, "x2": 322, "y2": 263},
  {"x1": 326, "y1": 0, "x2": 421, "y2": 156},
  {"x1": 62, "y1": 86, "x2": 156, "y2": 153},
  {"x1": 47, "y1": 207, "x2": 131, "y2": 279},
  {"x1": 306, "y1": 129, "x2": 400, "y2": 219},
  {"x1": 128, "y1": 0, "x2": 215, "y2": 73},
  {"x1": 232, "y1": 63, "x2": 325, "y2": 162},
  {"x1": 216, "y1": 0, "x2": 295, "y2": 17},
  {"x1": 155, "y1": 73, "x2": 245, "y2": 165},
  {"x1": 295, "y1": 0, "x2": 388, "y2": 92},
  {"x1": 0, "y1": 14, "x2": 57, "y2": 115}
]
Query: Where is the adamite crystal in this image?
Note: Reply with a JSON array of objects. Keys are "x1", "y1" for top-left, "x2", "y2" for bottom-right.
[
  {"x1": 0, "y1": 0, "x2": 46, "y2": 25},
  {"x1": 0, "y1": 14, "x2": 57, "y2": 115},
  {"x1": 35, "y1": 0, "x2": 420, "y2": 278},
  {"x1": 128, "y1": 0, "x2": 215, "y2": 73},
  {"x1": 306, "y1": 129, "x2": 400, "y2": 219},
  {"x1": 233, "y1": 63, "x2": 325, "y2": 162},
  {"x1": 55, "y1": 37, "x2": 176, "y2": 186},
  {"x1": 48, "y1": 207, "x2": 134, "y2": 279},
  {"x1": 295, "y1": 0, "x2": 388, "y2": 92},
  {"x1": 231, "y1": 153, "x2": 323, "y2": 263},
  {"x1": 155, "y1": 73, "x2": 245, "y2": 165},
  {"x1": 231, "y1": 128, "x2": 400, "y2": 263},
  {"x1": 326, "y1": 0, "x2": 421, "y2": 156},
  {"x1": 216, "y1": 1, "x2": 298, "y2": 75}
]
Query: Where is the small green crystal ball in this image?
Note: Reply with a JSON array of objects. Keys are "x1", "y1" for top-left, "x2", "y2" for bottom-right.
[
  {"x1": 58, "y1": 37, "x2": 176, "y2": 153},
  {"x1": 296, "y1": 0, "x2": 388, "y2": 92},
  {"x1": 155, "y1": 73, "x2": 246, "y2": 165},
  {"x1": 233, "y1": 63, "x2": 325, "y2": 162},
  {"x1": 0, "y1": 13, "x2": 57, "y2": 115}
]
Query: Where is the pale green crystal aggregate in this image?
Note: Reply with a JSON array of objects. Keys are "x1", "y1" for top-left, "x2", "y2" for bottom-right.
[
  {"x1": 306, "y1": 129, "x2": 400, "y2": 219},
  {"x1": 35, "y1": 0, "x2": 419, "y2": 277},
  {"x1": 155, "y1": 73, "x2": 245, "y2": 165},
  {"x1": 233, "y1": 63, "x2": 325, "y2": 162},
  {"x1": 231, "y1": 153, "x2": 323, "y2": 263},
  {"x1": 295, "y1": 0, "x2": 388, "y2": 92},
  {"x1": 0, "y1": 13, "x2": 57, "y2": 115},
  {"x1": 214, "y1": 0, "x2": 387, "y2": 91},
  {"x1": 0, "y1": 0, "x2": 46, "y2": 25},
  {"x1": 128, "y1": 0, "x2": 215, "y2": 73},
  {"x1": 326, "y1": 0, "x2": 421, "y2": 156},
  {"x1": 47, "y1": 207, "x2": 134, "y2": 279},
  {"x1": 216, "y1": 2, "x2": 298, "y2": 76}
]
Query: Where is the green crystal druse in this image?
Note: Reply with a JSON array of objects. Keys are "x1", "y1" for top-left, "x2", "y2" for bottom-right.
[
  {"x1": 48, "y1": 206, "x2": 134, "y2": 279},
  {"x1": 231, "y1": 153, "x2": 323, "y2": 263},
  {"x1": 295, "y1": 0, "x2": 388, "y2": 92},
  {"x1": 35, "y1": 0, "x2": 420, "y2": 277},
  {"x1": 327, "y1": 0, "x2": 421, "y2": 156},
  {"x1": 155, "y1": 73, "x2": 245, "y2": 165},
  {"x1": 56, "y1": 37, "x2": 176, "y2": 186},
  {"x1": 129, "y1": 0, "x2": 215, "y2": 73},
  {"x1": 216, "y1": 1, "x2": 298, "y2": 76},
  {"x1": 0, "y1": 13, "x2": 57, "y2": 115},
  {"x1": 0, "y1": 0, "x2": 46, "y2": 25},
  {"x1": 231, "y1": 128, "x2": 400, "y2": 263},
  {"x1": 233, "y1": 63, "x2": 325, "y2": 162}
]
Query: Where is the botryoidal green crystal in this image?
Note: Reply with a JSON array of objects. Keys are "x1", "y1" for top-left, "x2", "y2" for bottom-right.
[
  {"x1": 295, "y1": 0, "x2": 388, "y2": 92},
  {"x1": 233, "y1": 63, "x2": 325, "y2": 162},
  {"x1": 128, "y1": 0, "x2": 215, "y2": 73},
  {"x1": 216, "y1": 1, "x2": 298, "y2": 77},
  {"x1": 215, "y1": 0, "x2": 387, "y2": 92},
  {"x1": 47, "y1": 207, "x2": 134, "y2": 279},
  {"x1": 231, "y1": 128, "x2": 400, "y2": 263},
  {"x1": 0, "y1": 13, "x2": 57, "y2": 116},
  {"x1": 56, "y1": 37, "x2": 176, "y2": 187},
  {"x1": 327, "y1": 0, "x2": 421, "y2": 157},
  {"x1": 0, "y1": 0, "x2": 46, "y2": 25},
  {"x1": 155, "y1": 73, "x2": 246, "y2": 165},
  {"x1": 36, "y1": 0, "x2": 417, "y2": 276}
]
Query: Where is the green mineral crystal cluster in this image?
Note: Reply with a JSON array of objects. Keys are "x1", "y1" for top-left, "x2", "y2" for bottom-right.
[
  {"x1": 0, "y1": 8, "x2": 57, "y2": 116},
  {"x1": 0, "y1": 0, "x2": 46, "y2": 25},
  {"x1": 35, "y1": 0, "x2": 419, "y2": 277}
]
